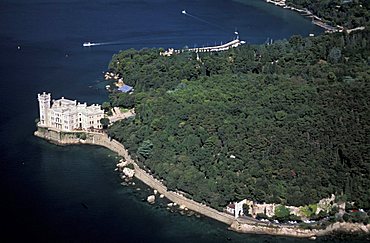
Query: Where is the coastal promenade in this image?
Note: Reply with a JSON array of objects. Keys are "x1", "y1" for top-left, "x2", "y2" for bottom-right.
[
  {"x1": 34, "y1": 127, "x2": 370, "y2": 238},
  {"x1": 34, "y1": 128, "x2": 236, "y2": 225}
]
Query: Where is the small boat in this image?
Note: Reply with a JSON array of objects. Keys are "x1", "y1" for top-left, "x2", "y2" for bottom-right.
[{"x1": 83, "y1": 42, "x2": 93, "y2": 47}]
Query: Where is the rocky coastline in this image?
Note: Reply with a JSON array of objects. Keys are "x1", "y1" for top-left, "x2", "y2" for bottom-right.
[
  {"x1": 34, "y1": 127, "x2": 370, "y2": 239},
  {"x1": 230, "y1": 220, "x2": 370, "y2": 239},
  {"x1": 264, "y1": 0, "x2": 343, "y2": 33}
]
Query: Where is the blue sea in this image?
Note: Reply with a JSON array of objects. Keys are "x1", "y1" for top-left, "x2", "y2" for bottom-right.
[{"x1": 1, "y1": 0, "x2": 362, "y2": 242}]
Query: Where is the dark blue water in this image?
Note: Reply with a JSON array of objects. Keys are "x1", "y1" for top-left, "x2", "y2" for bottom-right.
[{"x1": 0, "y1": 0, "x2": 341, "y2": 242}]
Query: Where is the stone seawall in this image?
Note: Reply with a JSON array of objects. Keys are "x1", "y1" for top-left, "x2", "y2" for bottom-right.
[
  {"x1": 133, "y1": 165, "x2": 235, "y2": 225},
  {"x1": 230, "y1": 221, "x2": 370, "y2": 238},
  {"x1": 35, "y1": 128, "x2": 133, "y2": 160},
  {"x1": 34, "y1": 127, "x2": 370, "y2": 238},
  {"x1": 230, "y1": 221, "x2": 318, "y2": 238}
]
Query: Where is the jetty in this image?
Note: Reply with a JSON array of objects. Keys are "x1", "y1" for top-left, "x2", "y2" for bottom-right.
[
  {"x1": 311, "y1": 19, "x2": 338, "y2": 32},
  {"x1": 187, "y1": 39, "x2": 246, "y2": 53},
  {"x1": 160, "y1": 38, "x2": 246, "y2": 56}
]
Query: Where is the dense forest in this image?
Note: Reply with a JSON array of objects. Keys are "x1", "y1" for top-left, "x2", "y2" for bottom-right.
[
  {"x1": 106, "y1": 28, "x2": 369, "y2": 210},
  {"x1": 286, "y1": 0, "x2": 370, "y2": 28}
]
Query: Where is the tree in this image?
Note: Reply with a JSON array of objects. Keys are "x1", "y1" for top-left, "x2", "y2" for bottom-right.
[
  {"x1": 76, "y1": 132, "x2": 87, "y2": 140},
  {"x1": 137, "y1": 140, "x2": 153, "y2": 159},
  {"x1": 300, "y1": 204, "x2": 317, "y2": 218},
  {"x1": 106, "y1": 28, "x2": 370, "y2": 209},
  {"x1": 100, "y1": 118, "x2": 110, "y2": 129},
  {"x1": 274, "y1": 110, "x2": 287, "y2": 121},
  {"x1": 243, "y1": 204, "x2": 250, "y2": 216},
  {"x1": 102, "y1": 101, "x2": 111, "y2": 111},
  {"x1": 328, "y1": 47, "x2": 342, "y2": 64},
  {"x1": 275, "y1": 205, "x2": 291, "y2": 221}
]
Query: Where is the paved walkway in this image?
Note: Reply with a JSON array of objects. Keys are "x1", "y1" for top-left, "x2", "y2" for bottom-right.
[{"x1": 107, "y1": 107, "x2": 135, "y2": 123}]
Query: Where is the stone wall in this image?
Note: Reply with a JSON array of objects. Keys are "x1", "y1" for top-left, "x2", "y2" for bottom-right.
[
  {"x1": 35, "y1": 128, "x2": 62, "y2": 142},
  {"x1": 134, "y1": 164, "x2": 235, "y2": 225},
  {"x1": 231, "y1": 221, "x2": 370, "y2": 238},
  {"x1": 230, "y1": 221, "x2": 318, "y2": 238}
]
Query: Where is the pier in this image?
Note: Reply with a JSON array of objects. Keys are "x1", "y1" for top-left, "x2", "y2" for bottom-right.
[
  {"x1": 160, "y1": 38, "x2": 246, "y2": 56},
  {"x1": 312, "y1": 19, "x2": 339, "y2": 32},
  {"x1": 186, "y1": 39, "x2": 246, "y2": 53}
]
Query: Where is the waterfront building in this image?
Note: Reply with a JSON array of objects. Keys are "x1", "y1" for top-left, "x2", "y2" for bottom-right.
[
  {"x1": 226, "y1": 201, "x2": 244, "y2": 218},
  {"x1": 37, "y1": 92, "x2": 104, "y2": 131},
  {"x1": 226, "y1": 203, "x2": 235, "y2": 215},
  {"x1": 117, "y1": 84, "x2": 133, "y2": 93}
]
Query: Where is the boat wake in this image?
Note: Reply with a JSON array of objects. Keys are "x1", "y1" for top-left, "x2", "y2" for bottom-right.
[
  {"x1": 82, "y1": 41, "x2": 123, "y2": 47},
  {"x1": 181, "y1": 9, "x2": 231, "y2": 34}
]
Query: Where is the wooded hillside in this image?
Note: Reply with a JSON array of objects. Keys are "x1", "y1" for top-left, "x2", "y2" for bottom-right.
[
  {"x1": 286, "y1": 0, "x2": 370, "y2": 28},
  {"x1": 107, "y1": 30, "x2": 370, "y2": 209}
]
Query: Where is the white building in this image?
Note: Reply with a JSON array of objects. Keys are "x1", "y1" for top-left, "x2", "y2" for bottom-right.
[
  {"x1": 226, "y1": 203, "x2": 235, "y2": 215},
  {"x1": 226, "y1": 201, "x2": 245, "y2": 218},
  {"x1": 37, "y1": 92, "x2": 104, "y2": 131}
]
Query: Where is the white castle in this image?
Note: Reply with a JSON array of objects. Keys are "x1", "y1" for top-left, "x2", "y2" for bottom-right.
[{"x1": 37, "y1": 92, "x2": 104, "y2": 131}]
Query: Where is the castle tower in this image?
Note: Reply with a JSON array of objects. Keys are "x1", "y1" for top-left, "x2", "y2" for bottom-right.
[{"x1": 37, "y1": 92, "x2": 51, "y2": 126}]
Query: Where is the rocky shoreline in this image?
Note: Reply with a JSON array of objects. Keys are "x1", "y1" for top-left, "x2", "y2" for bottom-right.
[
  {"x1": 265, "y1": 0, "x2": 343, "y2": 33},
  {"x1": 34, "y1": 127, "x2": 370, "y2": 239},
  {"x1": 230, "y1": 220, "x2": 370, "y2": 239}
]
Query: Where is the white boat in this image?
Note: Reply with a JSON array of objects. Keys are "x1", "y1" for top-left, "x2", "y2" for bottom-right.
[{"x1": 83, "y1": 42, "x2": 93, "y2": 47}]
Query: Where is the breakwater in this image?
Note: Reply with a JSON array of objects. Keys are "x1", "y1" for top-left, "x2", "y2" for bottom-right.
[{"x1": 34, "y1": 127, "x2": 370, "y2": 238}]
